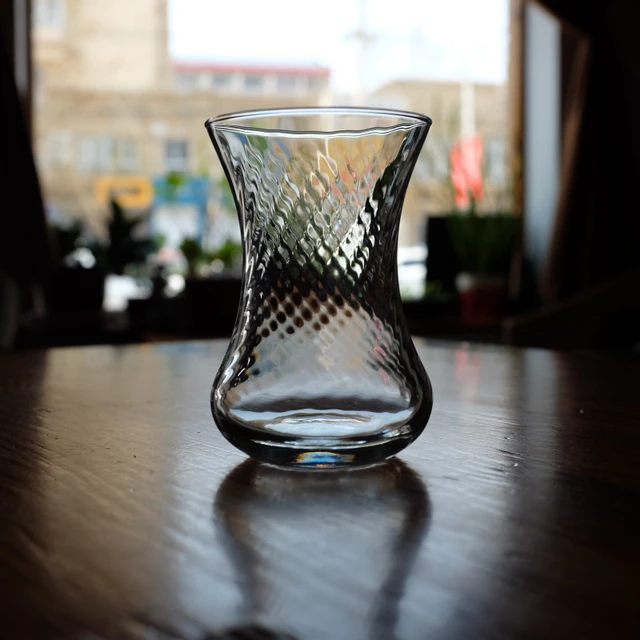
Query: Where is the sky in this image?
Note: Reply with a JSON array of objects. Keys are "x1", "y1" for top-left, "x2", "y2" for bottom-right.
[{"x1": 168, "y1": 0, "x2": 509, "y2": 94}]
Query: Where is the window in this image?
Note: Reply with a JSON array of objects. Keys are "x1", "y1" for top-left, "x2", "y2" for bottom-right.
[
  {"x1": 76, "y1": 137, "x2": 136, "y2": 173},
  {"x1": 433, "y1": 151, "x2": 450, "y2": 181},
  {"x1": 212, "y1": 73, "x2": 232, "y2": 89},
  {"x1": 34, "y1": 0, "x2": 66, "y2": 29},
  {"x1": 165, "y1": 140, "x2": 189, "y2": 173},
  {"x1": 308, "y1": 76, "x2": 324, "y2": 91},
  {"x1": 486, "y1": 138, "x2": 506, "y2": 184},
  {"x1": 115, "y1": 139, "x2": 137, "y2": 173},
  {"x1": 177, "y1": 72, "x2": 199, "y2": 91},
  {"x1": 423, "y1": 146, "x2": 451, "y2": 181},
  {"x1": 277, "y1": 74, "x2": 297, "y2": 92},
  {"x1": 77, "y1": 136, "x2": 115, "y2": 173},
  {"x1": 47, "y1": 132, "x2": 72, "y2": 167},
  {"x1": 244, "y1": 74, "x2": 263, "y2": 91}
]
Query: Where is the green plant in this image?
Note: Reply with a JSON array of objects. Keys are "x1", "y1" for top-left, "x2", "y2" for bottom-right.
[
  {"x1": 180, "y1": 237, "x2": 204, "y2": 278},
  {"x1": 159, "y1": 171, "x2": 188, "y2": 201},
  {"x1": 180, "y1": 237, "x2": 242, "y2": 278},
  {"x1": 152, "y1": 233, "x2": 167, "y2": 252},
  {"x1": 216, "y1": 176, "x2": 236, "y2": 214},
  {"x1": 93, "y1": 200, "x2": 156, "y2": 275},
  {"x1": 447, "y1": 202, "x2": 518, "y2": 276},
  {"x1": 210, "y1": 238, "x2": 242, "y2": 270}
]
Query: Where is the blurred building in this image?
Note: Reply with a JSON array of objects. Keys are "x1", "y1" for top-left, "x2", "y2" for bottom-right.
[
  {"x1": 32, "y1": 0, "x2": 510, "y2": 249},
  {"x1": 173, "y1": 61, "x2": 331, "y2": 99},
  {"x1": 371, "y1": 80, "x2": 510, "y2": 245},
  {"x1": 32, "y1": 0, "x2": 331, "y2": 231},
  {"x1": 33, "y1": 0, "x2": 171, "y2": 93}
]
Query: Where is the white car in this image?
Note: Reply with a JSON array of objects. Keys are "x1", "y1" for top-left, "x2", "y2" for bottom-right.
[{"x1": 398, "y1": 245, "x2": 428, "y2": 301}]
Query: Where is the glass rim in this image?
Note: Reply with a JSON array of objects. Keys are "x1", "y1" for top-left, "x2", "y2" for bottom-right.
[{"x1": 205, "y1": 106, "x2": 432, "y2": 134}]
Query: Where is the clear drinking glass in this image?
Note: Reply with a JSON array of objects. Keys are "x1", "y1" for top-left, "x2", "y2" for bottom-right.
[{"x1": 206, "y1": 108, "x2": 433, "y2": 467}]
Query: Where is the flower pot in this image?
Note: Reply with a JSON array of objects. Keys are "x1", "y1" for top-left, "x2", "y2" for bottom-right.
[
  {"x1": 184, "y1": 276, "x2": 241, "y2": 336},
  {"x1": 455, "y1": 272, "x2": 506, "y2": 324}
]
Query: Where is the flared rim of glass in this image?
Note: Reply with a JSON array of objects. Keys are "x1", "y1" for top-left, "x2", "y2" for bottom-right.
[{"x1": 205, "y1": 107, "x2": 432, "y2": 135}]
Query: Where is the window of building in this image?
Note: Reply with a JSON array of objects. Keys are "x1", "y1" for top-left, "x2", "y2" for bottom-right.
[
  {"x1": 277, "y1": 74, "x2": 297, "y2": 92},
  {"x1": 212, "y1": 73, "x2": 232, "y2": 89},
  {"x1": 115, "y1": 139, "x2": 138, "y2": 173},
  {"x1": 77, "y1": 136, "x2": 115, "y2": 173},
  {"x1": 76, "y1": 137, "x2": 137, "y2": 173},
  {"x1": 425, "y1": 146, "x2": 451, "y2": 181},
  {"x1": 34, "y1": 0, "x2": 66, "y2": 30},
  {"x1": 177, "y1": 72, "x2": 199, "y2": 91},
  {"x1": 308, "y1": 76, "x2": 324, "y2": 91},
  {"x1": 486, "y1": 138, "x2": 506, "y2": 184},
  {"x1": 165, "y1": 140, "x2": 189, "y2": 173},
  {"x1": 47, "y1": 132, "x2": 72, "y2": 168},
  {"x1": 244, "y1": 74, "x2": 263, "y2": 91}
]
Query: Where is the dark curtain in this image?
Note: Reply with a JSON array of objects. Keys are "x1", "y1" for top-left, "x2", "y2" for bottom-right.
[
  {"x1": 537, "y1": 0, "x2": 640, "y2": 301},
  {"x1": 0, "y1": 28, "x2": 50, "y2": 287}
]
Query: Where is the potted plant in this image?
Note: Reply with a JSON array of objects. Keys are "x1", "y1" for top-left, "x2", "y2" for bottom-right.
[
  {"x1": 92, "y1": 199, "x2": 156, "y2": 276},
  {"x1": 179, "y1": 236, "x2": 242, "y2": 336},
  {"x1": 180, "y1": 237, "x2": 205, "y2": 280},
  {"x1": 447, "y1": 202, "x2": 518, "y2": 324}
]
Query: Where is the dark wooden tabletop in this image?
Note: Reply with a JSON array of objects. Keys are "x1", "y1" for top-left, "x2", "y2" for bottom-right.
[{"x1": 1, "y1": 340, "x2": 639, "y2": 639}]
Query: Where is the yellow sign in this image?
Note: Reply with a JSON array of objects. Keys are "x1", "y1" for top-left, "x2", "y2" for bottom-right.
[{"x1": 95, "y1": 175, "x2": 153, "y2": 209}]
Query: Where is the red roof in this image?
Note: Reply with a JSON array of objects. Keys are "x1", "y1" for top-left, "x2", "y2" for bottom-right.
[{"x1": 172, "y1": 61, "x2": 330, "y2": 77}]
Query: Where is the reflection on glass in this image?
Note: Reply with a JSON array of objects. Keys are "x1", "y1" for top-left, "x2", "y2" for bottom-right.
[{"x1": 213, "y1": 459, "x2": 431, "y2": 639}]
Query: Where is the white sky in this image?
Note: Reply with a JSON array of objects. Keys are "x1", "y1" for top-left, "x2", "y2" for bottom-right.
[{"x1": 168, "y1": 0, "x2": 509, "y2": 94}]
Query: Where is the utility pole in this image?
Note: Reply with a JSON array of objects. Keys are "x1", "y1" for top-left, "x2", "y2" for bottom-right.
[
  {"x1": 347, "y1": 0, "x2": 377, "y2": 105},
  {"x1": 460, "y1": 81, "x2": 476, "y2": 140}
]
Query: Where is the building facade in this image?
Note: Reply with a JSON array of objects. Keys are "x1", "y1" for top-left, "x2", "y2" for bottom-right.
[
  {"x1": 32, "y1": 0, "x2": 510, "y2": 248},
  {"x1": 371, "y1": 80, "x2": 510, "y2": 244}
]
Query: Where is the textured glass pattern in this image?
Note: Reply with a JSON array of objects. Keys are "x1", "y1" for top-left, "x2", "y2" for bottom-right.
[{"x1": 207, "y1": 109, "x2": 433, "y2": 466}]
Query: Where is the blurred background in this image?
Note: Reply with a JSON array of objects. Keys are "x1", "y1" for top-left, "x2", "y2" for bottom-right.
[{"x1": 1, "y1": 0, "x2": 639, "y2": 350}]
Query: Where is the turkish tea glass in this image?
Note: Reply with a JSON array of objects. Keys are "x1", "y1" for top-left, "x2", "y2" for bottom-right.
[{"x1": 206, "y1": 108, "x2": 433, "y2": 467}]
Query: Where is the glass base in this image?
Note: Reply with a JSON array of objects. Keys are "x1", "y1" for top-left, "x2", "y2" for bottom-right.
[{"x1": 214, "y1": 417, "x2": 418, "y2": 468}]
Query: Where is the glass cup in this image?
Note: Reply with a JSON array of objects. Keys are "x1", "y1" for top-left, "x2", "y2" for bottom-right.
[{"x1": 206, "y1": 108, "x2": 433, "y2": 467}]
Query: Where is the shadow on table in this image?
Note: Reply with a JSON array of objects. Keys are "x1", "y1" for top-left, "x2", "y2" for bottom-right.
[{"x1": 213, "y1": 458, "x2": 431, "y2": 640}]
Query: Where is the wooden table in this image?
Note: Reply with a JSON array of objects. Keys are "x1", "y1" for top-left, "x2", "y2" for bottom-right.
[{"x1": 1, "y1": 340, "x2": 638, "y2": 639}]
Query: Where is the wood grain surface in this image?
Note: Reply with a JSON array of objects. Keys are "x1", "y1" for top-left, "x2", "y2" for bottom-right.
[{"x1": 0, "y1": 340, "x2": 639, "y2": 639}]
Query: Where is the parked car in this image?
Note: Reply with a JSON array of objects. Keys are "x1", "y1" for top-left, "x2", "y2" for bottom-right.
[{"x1": 398, "y1": 244, "x2": 428, "y2": 301}]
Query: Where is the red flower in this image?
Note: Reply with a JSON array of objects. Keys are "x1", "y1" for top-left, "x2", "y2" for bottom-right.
[{"x1": 450, "y1": 137, "x2": 484, "y2": 208}]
